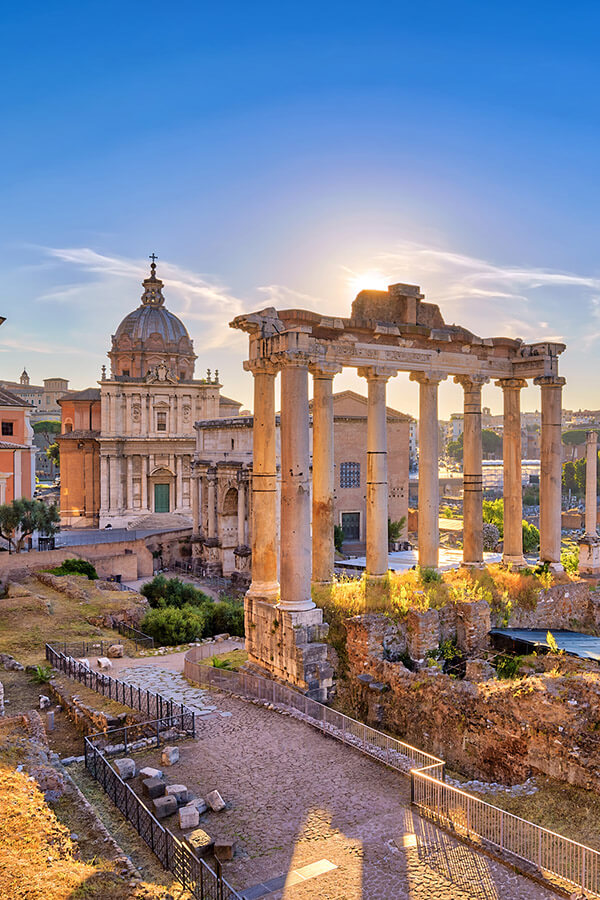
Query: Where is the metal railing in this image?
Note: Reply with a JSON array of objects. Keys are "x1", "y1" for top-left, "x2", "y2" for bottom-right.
[
  {"x1": 45, "y1": 643, "x2": 195, "y2": 733},
  {"x1": 184, "y1": 647, "x2": 444, "y2": 778},
  {"x1": 184, "y1": 646, "x2": 600, "y2": 898},
  {"x1": 84, "y1": 724, "x2": 241, "y2": 899},
  {"x1": 112, "y1": 621, "x2": 155, "y2": 650},
  {"x1": 411, "y1": 770, "x2": 600, "y2": 896}
]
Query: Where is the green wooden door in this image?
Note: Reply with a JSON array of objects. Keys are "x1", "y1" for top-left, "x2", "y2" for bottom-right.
[{"x1": 154, "y1": 483, "x2": 170, "y2": 513}]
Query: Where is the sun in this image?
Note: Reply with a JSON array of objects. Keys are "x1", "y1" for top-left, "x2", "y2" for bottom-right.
[{"x1": 345, "y1": 268, "x2": 389, "y2": 296}]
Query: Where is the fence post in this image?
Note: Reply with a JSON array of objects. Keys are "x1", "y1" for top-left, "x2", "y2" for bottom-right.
[
  {"x1": 216, "y1": 857, "x2": 223, "y2": 900},
  {"x1": 124, "y1": 726, "x2": 128, "y2": 755},
  {"x1": 156, "y1": 720, "x2": 160, "y2": 748},
  {"x1": 410, "y1": 772, "x2": 414, "y2": 805},
  {"x1": 581, "y1": 845, "x2": 586, "y2": 891}
]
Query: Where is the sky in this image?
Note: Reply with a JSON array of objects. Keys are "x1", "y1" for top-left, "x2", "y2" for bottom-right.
[{"x1": 1, "y1": 1, "x2": 599, "y2": 419}]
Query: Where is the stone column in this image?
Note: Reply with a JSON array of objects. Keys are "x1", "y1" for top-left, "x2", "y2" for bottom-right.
[
  {"x1": 236, "y1": 477, "x2": 246, "y2": 547},
  {"x1": 100, "y1": 454, "x2": 109, "y2": 513},
  {"x1": 359, "y1": 367, "x2": 394, "y2": 578},
  {"x1": 207, "y1": 467, "x2": 217, "y2": 538},
  {"x1": 579, "y1": 431, "x2": 600, "y2": 574},
  {"x1": 497, "y1": 378, "x2": 527, "y2": 565},
  {"x1": 534, "y1": 375, "x2": 566, "y2": 568},
  {"x1": 310, "y1": 364, "x2": 341, "y2": 582},
  {"x1": 141, "y1": 393, "x2": 148, "y2": 435},
  {"x1": 455, "y1": 375, "x2": 488, "y2": 567},
  {"x1": 141, "y1": 455, "x2": 148, "y2": 510},
  {"x1": 279, "y1": 358, "x2": 314, "y2": 612},
  {"x1": 246, "y1": 361, "x2": 279, "y2": 602},
  {"x1": 191, "y1": 464, "x2": 200, "y2": 534},
  {"x1": 126, "y1": 455, "x2": 133, "y2": 512},
  {"x1": 108, "y1": 455, "x2": 118, "y2": 513},
  {"x1": 410, "y1": 372, "x2": 445, "y2": 569},
  {"x1": 176, "y1": 455, "x2": 183, "y2": 510}
]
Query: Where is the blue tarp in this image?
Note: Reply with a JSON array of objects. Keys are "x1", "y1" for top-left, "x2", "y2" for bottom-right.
[{"x1": 490, "y1": 628, "x2": 600, "y2": 661}]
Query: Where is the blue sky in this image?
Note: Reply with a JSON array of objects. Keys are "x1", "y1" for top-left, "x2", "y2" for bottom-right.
[{"x1": 1, "y1": 1, "x2": 599, "y2": 418}]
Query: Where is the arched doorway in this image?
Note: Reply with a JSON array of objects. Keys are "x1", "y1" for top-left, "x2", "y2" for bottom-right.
[{"x1": 220, "y1": 486, "x2": 238, "y2": 574}]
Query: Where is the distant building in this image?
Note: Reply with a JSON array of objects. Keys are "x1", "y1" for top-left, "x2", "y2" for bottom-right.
[
  {"x1": 0, "y1": 387, "x2": 35, "y2": 502},
  {"x1": 0, "y1": 371, "x2": 70, "y2": 424}
]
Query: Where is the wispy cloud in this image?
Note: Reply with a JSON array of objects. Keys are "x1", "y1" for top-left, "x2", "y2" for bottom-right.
[
  {"x1": 256, "y1": 284, "x2": 327, "y2": 310},
  {"x1": 42, "y1": 248, "x2": 248, "y2": 350}
]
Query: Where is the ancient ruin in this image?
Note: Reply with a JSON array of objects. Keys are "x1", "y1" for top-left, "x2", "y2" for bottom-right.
[{"x1": 229, "y1": 283, "x2": 566, "y2": 694}]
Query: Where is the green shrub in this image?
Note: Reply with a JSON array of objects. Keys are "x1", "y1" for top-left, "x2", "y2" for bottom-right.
[
  {"x1": 388, "y1": 517, "x2": 406, "y2": 542},
  {"x1": 522, "y1": 520, "x2": 540, "y2": 553},
  {"x1": 141, "y1": 576, "x2": 210, "y2": 609},
  {"x1": 419, "y1": 567, "x2": 442, "y2": 584},
  {"x1": 31, "y1": 664, "x2": 53, "y2": 684},
  {"x1": 211, "y1": 656, "x2": 232, "y2": 669},
  {"x1": 51, "y1": 558, "x2": 98, "y2": 580},
  {"x1": 205, "y1": 600, "x2": 245, "y2": 637},
  {"x1": 494, "y1": 654, "x2": 523, "y2": 679},
  {"x1": 334, "y1": 525, "x2": 344, "y2": 553},
  {"x1": 561, "y1": 544, "x2": 579, "y2": 575},
  {"x1": 141, "y1": 604, "x2": 205, "y2": 646}
]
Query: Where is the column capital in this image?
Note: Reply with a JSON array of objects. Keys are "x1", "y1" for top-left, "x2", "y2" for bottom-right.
[
  {"x1": 453, "y1": 374, "x2": 490, "y2": 390},
  {"x1": 358, "y1": 365, "x2": 396, "y2": 382},
  {"x1": 587, "y1": 430, "x2": 598, "y2": 445},
  {"x1": 409, "y1": 371, "x2": 447, "y2": 386},
  {"x1": 243, "y1": 358, "x2": 279, "y2": 376},
  {"x1": 495, "y1": 377, "x2": 528, "y2": 390},
  {"x1": 309, "y1": 362, "x2": 343, "y2": 379},
  {"x1": 533, "y1": 375, "x2": 566, "y2": 388},
  {"x1": 277, "y1": 352, "x2": 312, "y2": 370}
]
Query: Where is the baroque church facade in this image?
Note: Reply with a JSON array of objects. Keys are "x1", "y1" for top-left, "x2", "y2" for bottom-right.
[{"x1": 58, "y1": 260, "x2": 241, "y2": 528}]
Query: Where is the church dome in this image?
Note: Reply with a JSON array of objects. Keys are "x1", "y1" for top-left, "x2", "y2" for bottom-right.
[{"x1": 108, "y1": 256, "x2": 197, "y2": 380}]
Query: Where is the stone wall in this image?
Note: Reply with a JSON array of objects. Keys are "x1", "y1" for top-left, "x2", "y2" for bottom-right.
[
  {"x1": 343, "y1": 614, "x2": 600, "y2": 790},
  {"x1": 47, "y1": 681, "x2": 141, "y2": 735},
  {"x1": 244, "y1": 596, "x2": 333, "y2": 701}
]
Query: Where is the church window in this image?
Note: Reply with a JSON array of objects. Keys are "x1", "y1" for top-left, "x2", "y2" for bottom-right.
[
  {"x1": 340, "y1": 461, "x2": 360, "y2": 488},
  {"x1": 1, "y1": 422, "x2": 13, "y2": 436},
  {"x1": 156, "y1": 412, "x2": 167, "y2": 432},
  {"x1": 231, "y1": 438, "x2": 235, "y2": 450}
]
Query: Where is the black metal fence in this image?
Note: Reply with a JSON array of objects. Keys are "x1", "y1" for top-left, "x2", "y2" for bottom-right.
[
  {"x1": 45, "y1": 643, "x2": 195, "y2": 734},
  {"x1": 84, "y1": 728, "x2": 241, "y2": 899},
  {"x1": 112, "y1": 621, "x2": 155, "y2": 650}
]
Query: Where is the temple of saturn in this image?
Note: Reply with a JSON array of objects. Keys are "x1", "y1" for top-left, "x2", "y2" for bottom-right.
[{"x1": 226, "y1": 282, "x2": 566, "y2": 698}]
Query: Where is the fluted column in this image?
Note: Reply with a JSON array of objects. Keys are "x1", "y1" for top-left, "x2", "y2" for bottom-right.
[
  {"x1": 455, "y1": 375, "x2": 488, "y2": 567},
  {"x1": 100, "y1": 454, "x2": 109, "y2": 513},
  {"x1": 141, "y1": 455, "x2": 148, "y2": 510},
  {"x1": 176, "y1": 455, "x2": 183, "y2": 510},
  {"x1": 191, "y1": 464, "x2": 200, "y2": 534},
  {"x1": 246, "y1": 361, "x2": 279, "y2": 602},
  {"x1": 279, "y1": 358, "x2": 314, "y2": 612},
  {"x1": 410, "y1": 372, "x2": 446, "y2": 569},
  {"x1": 126, "y1": 455, "x2": 133, "y2": 512},
  {"x1": 237, "y1": 477, "x2": 246, "y2": 547},
  {"x1": 310, "y1": 364, "x2": 341, "y2": 582},
  {"x1": 359, "y1": 367, "x2": 394, "y2": 578},
  {"x1": 585, "y1": 431, "x2": 598, "y2": 538},
  {"x1": 497, "y1": 378, "x2": 527, "y2": 565},
  {"x1": 534, "y1": 375, "x2": 566, "y2": 568}
]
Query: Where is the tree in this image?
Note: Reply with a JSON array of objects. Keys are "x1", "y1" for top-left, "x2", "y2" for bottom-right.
[
  {"x1": 447, "y1": 432, "x2": 463, "y2": 460},
  {"x1": 0, "y1": 498, "x2": 60, "y2": 553},
  {"x1": 482, "y1": 429, "x2": 503, "y2": 458},
  {"x1": 46, "y1": 442, "x2": 60, "y2": 468}
]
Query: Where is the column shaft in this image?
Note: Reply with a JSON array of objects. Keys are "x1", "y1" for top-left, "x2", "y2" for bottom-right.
[
  {"x1": 456, "y1": 376, "x2": 487, "y2": 566},
  {"x1": 586, "y1": 431, "x2": 598, "y2": 537},
  {"x1": 279, "y1": 362, "x2": 314, "y2": 611},
  {"x1": 498, "y1": 379, "x2": 526, "y2": 564},
  {"x1": 237, "y1": 480, "x2": 246, "y2": 546},
  {"x1": 126, "y1": 455, "x2": 133, "y2": 512},
  {"x1": 207, "y1": 472, "x2": 216, "y2": 538},
  {"x1": 141, "y1": 455, "x2": 148, "y2": 509},
  {"x1": 535, "y1": 376, "x2": 565, "y2": 566},
  {"x1": 363, "y1": 372, "x2": 390, "y2": 577},
  {"x1": 176, "y1": 455, "x2": 183, "y2": 509},
  {"x1": 100, "y1": 454, "x2": 109, "y2": 512},
  {"x1": 191, "y1": 467, "x2": 200, "y2": 534},
  {"x1": 311, "y1": 370, "x2": 337, "y2": 582},
  {"x1": 411, "y1": 374, "x2": 443, "y2": 569},
  {"x1": 248, "y1": 366, "x2": 279, "y2": 601}
]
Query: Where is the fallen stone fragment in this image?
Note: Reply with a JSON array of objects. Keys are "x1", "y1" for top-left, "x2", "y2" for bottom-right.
[
  {"x1": 185, "y1": 798, "x2": 208, "y2": 815},
  {"x1": 143, "y1": 777, "x2": 166, "y2": 799},
  {"x1": 97, "y1": 657, "x2": 113, "y2": 670},
  {"x1": 214, "y1": 840, "x2": 234, "y2": 861},
  {"x1": 166, "y1": 784, "x2": 189, "y2": 805},
  {"x1": 139, "y1": 766, "x2": 163, "y2": 779},
  {"x1": 186, "y1": 828, "x2": 214, "y2": 856},
  {"x1": 107, "y1": 644, "x2": 124, "y2": 659},
  {"x1": 114, "y1": 758, "x2": 136, "y2": 780},
  {"x1": 39, "y1": 695, "x2": 51, "y2": 709},
  {"x1": 153, "y1": 795, "x2": 177, "y2": 818},
  {"x1": 206, "y1": 789, "x2": 226, "y2": 812},
  {"x1": 178, "y1": 805, "x2": 200, "y2": 829},
  {"x1": 161, "y1": 745, "x2": 179, "y2": 766}
]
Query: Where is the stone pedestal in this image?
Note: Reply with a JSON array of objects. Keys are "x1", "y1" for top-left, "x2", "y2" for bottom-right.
[
  {"x1": 232, "y1": 545, "x2": 252, "y2": 587},
  {"x1": 203, "y1": 537, "x2": 223, "y2": 577},
  {"x1": 579, "y1": 536, "x2": 600, "y2": 576},
  {"x1": 244, "y1": 596, "x2": 333, "y2": 700}
]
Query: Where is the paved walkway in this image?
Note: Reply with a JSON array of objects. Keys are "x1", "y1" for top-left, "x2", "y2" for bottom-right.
[{"x1": 113, "y1": 658, "x2": 560, "y2": 900}]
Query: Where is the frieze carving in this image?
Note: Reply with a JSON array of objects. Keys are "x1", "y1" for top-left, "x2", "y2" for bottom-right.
[{"x1": 132, "y1": 405, "x2": 141, "y2": 422}]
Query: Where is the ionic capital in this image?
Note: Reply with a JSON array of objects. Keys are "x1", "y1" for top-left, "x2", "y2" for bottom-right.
[
  {"x1": 409, "y1": 371, "x2": 447, "y2": 386},
  {"x1": 357, "y1": 365, "x2": 396, "y2": 382},
  {"x1": 309, "y1": 362, "x2": 343, "y2": 379},
  {"x1": 243, "y1": 358, "x2": 279, "y2": 376},
  {"x1": 495, "y1": 378, "x2": 528, "y2": 391},
  {"x1": 533, "y1": 375, "x2": 566, "y2": 388},
  {"x1": 454, "y1": 374, "x2": 490, "y2": 391}
]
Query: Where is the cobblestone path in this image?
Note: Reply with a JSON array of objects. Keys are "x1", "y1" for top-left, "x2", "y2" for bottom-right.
[{"x1": 115, "y1": 663, "x2": 560, "y2": 900}]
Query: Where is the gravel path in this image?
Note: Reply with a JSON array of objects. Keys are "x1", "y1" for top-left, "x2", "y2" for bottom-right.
[{"x1": 114, "y1": 662, "x2": 561, "y2": 900}]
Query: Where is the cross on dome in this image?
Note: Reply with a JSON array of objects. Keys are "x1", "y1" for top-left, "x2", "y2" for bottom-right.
[{"x1": 141, "y1": 252, "x2": 165, "y2": 307}]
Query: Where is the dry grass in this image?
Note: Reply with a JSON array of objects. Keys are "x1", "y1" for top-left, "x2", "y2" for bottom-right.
[{"x1": 0, "y1": 576, "x2": 146, "y2": 665}]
